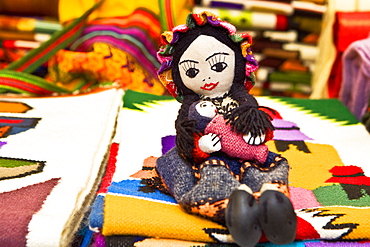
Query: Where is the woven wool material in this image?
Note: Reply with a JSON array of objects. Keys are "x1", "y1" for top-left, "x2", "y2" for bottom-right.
[
  {"x1": 133, "y1": 238, "x2": 208, "y2": 246},
  {"x1": 86, "y1": 91, "x2": 370, "y2": 246},
  {"x1": 267, "y1": 141, "x2": 344, "y2": 191},
  {"x1": 102, "y1": 195, "x2": 222, "y2": 242},
  {"x1": 0, "y1": 88, "x2": 123, "y2": 246},
  {"x1": 272, "y1": 119, "x2": 313, "y2": 141},
  {"x1": 0, "y1": 178, "x2": 59, "y2": 247}
]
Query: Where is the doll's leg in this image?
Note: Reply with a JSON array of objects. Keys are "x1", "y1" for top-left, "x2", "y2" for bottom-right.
[
  {"x1": 240, "y1": 153, "x2": 296, "y2": 245},
  {"x1": 257, "y1": 183, "x2": 296, "y2": 245},
  {"x1": 225, "y1": 184, "x2": 262, "y2": 247},
  {"x1": 178, "y1": 158, "x2": 241, "y2": 223},
  {"x1": 157, "y1": 150, "x2": 265, "y2": 245},
  {"x1": 240, "y1": 152, "x2": 289, "y2": 194},
  {"x1": 156, "y1": 149, "x2": 240, "y2": 223},
  {"x1": 156, "y1": 147, "x2": 197, "y2": 200}
]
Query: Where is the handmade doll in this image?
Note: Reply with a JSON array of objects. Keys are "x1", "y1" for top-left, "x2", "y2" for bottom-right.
[
  {"x1": 188, "y1": 100, "x2": 270, "y2": 165},
  {"x1": 155, "y1": 11, "x2": 296, "y2": 247}
]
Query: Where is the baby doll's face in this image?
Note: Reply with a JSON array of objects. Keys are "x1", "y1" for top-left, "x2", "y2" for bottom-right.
[
  {"x1": 179, "y1": 35, "x2": 235, "y2": 98},
  {"x1": 195, "y1": 100, "x2": 217, "y2": 118}
]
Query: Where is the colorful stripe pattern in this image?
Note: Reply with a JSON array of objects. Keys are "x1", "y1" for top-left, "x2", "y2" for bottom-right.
[
  {"x1": 0, "y1": 70, "x2": 70, "y2": 95},
  {"x1": 0, "y1": 1, "x2": 103, "y2": 96},
  {"x1": 0, "y1": 0, "x2": 182, "y2": 96},
  {"x1": 158, "y1": 0, "x2": 175, "y2": 31},
  {"x1": 6, "y1": 1, "x2": 103, "y2": 73},
  {"x1": 85, "y1": 90, "x2": 370, "y2": 246},
  {"x1": 69, "y1": 9, "x2": 162, "y2": 80}
]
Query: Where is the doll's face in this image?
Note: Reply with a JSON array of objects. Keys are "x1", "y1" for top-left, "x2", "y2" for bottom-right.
[
  {"x1": 195, "y1": 100, "x2": 217, "y2": 118},
  {"x1": 178, "y1": 35, "x2": 235, "y2": 98}
]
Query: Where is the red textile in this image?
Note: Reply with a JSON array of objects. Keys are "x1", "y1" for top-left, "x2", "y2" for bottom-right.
[
  {"x1": 0, "y1": 178, "x2": 59, "y2": 247},
  {"x1": 326, "y1": 165, "x2": 370, "y2": 186},
  {"x1": 328, "y1": 12, "x2": 370, "y2": 98}
]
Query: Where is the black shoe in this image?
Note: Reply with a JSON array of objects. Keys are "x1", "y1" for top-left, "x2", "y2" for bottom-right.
[
  {"x1": 258, "y1": 190, "x2": 297, "y2": 245},
  {"x1": 225, "y1": 187, "x2": 261, "y2": 247}
]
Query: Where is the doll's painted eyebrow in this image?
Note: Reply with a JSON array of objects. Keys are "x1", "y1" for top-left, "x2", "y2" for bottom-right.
[
  {"x1": 179, "y1": 59, "x2": 199, "y2": 65},
  {"x1": 205, "y1": 52, "x2": 229, "y2": 61}
]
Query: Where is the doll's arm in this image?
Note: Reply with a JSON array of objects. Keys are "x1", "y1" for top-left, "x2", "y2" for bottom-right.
[
  {"x1": 192, "y1": 132, "x2": 221, "y2": 163},
  {"x1": 198, "y1": 133, "x2": 221, "y2": 154}
]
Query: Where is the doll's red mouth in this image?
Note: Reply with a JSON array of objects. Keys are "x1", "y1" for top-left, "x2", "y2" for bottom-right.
[{"x1": 201, "y1": 82, "x2": 219, "y2": 91}]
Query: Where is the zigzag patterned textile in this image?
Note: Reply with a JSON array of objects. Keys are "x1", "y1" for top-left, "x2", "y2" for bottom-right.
[
  {"x1": 0, "y1": 88, "x2": 123, "y2": 246},
  {"x1": 85, "y1": 90, "x2": 370, "y2": 247}
]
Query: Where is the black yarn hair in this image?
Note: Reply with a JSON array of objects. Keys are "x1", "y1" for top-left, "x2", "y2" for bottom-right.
[{"x1": 171, "y1": 23, "x2": 274, "y2": 162}]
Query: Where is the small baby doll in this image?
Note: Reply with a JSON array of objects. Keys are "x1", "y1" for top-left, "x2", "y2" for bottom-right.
[{"x1": 188, "y1": 100, "x2": 270, "y2": 165}]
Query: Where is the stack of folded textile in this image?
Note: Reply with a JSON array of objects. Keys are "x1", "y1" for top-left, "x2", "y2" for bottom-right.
[
  {"x1": 83, "y1": 90, "x2": 370, "y2": 247},
  {"x1": 193, "y1": 0, "x2": 326, "y2": 97},
  {"x1": 0, "y1": 88, "x2": 123, "y2": 246}
]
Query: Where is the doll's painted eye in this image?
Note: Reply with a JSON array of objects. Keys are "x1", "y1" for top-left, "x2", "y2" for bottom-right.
[
  {"x1": 180, "y1": 60, "x2": 199, "y2": 78},
  {"x1": 207, "y1": 52, "x2": 229, "y2": 73},
  {"x1": 211, "y1": 62, "x2": 227, "y2": 72},
  {"x1": 186, "y1": 68, "x2": 200, "y2": 78}
]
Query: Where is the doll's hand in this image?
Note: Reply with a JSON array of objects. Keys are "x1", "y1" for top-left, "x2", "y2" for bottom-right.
[
  {"x1": 243, "y1": 133, "x2": 265, "y2": 145},
  {"x1": 198, "y1": 133, "x2": 221, "y2": 153},
  {"x1": 226, "y1": 105, "x2": 274, "y2": 141}
]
